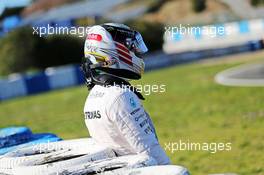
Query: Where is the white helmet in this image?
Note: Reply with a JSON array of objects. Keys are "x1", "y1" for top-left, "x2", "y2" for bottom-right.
[{"x1": 83, "y1": 23, "x2": 148, "y2": 80}]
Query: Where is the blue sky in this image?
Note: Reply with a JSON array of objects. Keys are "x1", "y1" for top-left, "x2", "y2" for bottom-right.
[{"x1": 0, "y1": 0, "x2": 32, "y2": 15}]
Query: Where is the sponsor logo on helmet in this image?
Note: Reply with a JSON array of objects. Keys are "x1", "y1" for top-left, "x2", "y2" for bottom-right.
[
  {"x1": 87, "y1": 33, "x2": 102, "y2": 41},
  {"x1": 85, "y1": 45, "x2": 99, "y2": 52}
]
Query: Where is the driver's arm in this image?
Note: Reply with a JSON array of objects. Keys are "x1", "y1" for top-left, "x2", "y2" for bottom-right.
[{"x1": 107, "y1": 91, "x2": 170, "y2": 165}]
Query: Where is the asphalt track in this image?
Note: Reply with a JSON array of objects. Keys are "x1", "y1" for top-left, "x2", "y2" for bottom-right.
[{"x1": 215, "y1": 62, "x2": 264, "y2": 86}]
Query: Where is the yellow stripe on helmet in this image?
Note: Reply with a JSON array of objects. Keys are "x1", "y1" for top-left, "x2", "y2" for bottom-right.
[{"x1": 84, "y1": 51, "x2": 108, "y2": 62}]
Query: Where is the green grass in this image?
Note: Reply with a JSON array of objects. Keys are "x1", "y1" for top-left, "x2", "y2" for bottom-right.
[{"x1": 0, "y1": 52, "x2": 264, "y2": 175}]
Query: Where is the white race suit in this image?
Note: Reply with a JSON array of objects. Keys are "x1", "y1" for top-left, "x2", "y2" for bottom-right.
[{"x1": 84, "y1": 84, "x2": 170, "y2": 165}]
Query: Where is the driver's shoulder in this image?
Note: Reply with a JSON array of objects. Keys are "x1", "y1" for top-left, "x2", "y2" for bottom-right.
[{"x1": 94, "y1": 85, "x2": 137, "y2": 106}]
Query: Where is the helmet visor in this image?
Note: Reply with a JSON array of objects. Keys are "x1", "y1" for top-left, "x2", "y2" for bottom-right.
[
  {"x1": 102, "y1": 24, "x2": 148, "y2": 56},
  {"x1": 134, "y1": 31, "x2": 148, "y2": 54}
]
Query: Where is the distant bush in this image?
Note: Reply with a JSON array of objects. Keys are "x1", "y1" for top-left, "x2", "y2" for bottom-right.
[
  {"x1": 0, "y1": 27, "x2": 84, "y2": 75},
  {"x1": 124, "y1": 20, "x2": 164, "y2": 52},
  {"x1": 0, "y1": 7, "x2": 24, "y2": 20},
  {"x1": 147, "y1": 0, "x2": 169, "y2": 13},
  {"x1": 35, "y1": 34, "x2": 83, "y2": 68},
  {"x1": 192, "y1": 0, "x2": 206, "y2": 13},
  {"x1": 250, "y1": 0, "x2": 264, "y2": 6},
  {"x1": 0, "y1": 27, "x2": 41, "y2": 75}
]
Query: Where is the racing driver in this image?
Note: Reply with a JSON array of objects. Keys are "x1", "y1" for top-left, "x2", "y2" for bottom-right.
[{"x1": 81, "y1": 23, "x2": 170, "y2": 165}]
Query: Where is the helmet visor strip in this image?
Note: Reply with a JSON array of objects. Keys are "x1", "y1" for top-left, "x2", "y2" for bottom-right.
[{"x1": 134, "y1": 31, "x2": 148, "y2": 54}]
